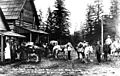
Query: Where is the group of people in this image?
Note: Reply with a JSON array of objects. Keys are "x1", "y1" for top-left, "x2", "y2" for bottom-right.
[
  {"x1": 49, "y1": 38, "x2": 109, "y2": 63},
  {"x1": 4, "y1": 40, "x2": 42, "y2": 62},
  {"x1": 62, "y1": 35, "x2": 117, "y2": 63},
  {"x1": 4, "y1": 38, "x2": 20, "y2": 62},
  {"x1": 76, "y1": 40, "x2": 95, "y2": 63},
  {"x1": 4, "y1": 34, "x2": 120, "y2": 64},
  {"x1": 95, "y1": 35, "x2": 119, "y2": 63}
]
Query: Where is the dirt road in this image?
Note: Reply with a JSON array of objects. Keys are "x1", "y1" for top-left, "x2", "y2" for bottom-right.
[{"x1": 0, "y1": 51, "x2": 120, "y2": 76}]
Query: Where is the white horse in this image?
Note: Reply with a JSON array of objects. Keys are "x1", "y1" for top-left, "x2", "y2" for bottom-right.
[
  {"x1": 53, "y1": 42, "x2": 74, "y2": 59},
  {"x1": 53, "y1": 45, "x2": 63, "y2": 58},
  {"x1": 110, "y1": 39, "x2": 120, "y2": 55},
  {"x1": 84, "y1": 45, "x2": 94, "y2": 59}
]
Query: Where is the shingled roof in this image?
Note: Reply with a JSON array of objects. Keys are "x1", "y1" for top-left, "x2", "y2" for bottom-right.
[
  {"x1": 0, "y1": 7, "x2": 10, "y2": 31},
  {"x1": 0, "y1": 0, "x2": 26, "y2": 20}
]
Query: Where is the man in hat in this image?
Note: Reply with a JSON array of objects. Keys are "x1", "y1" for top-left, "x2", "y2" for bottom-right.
[
  {"x1": 67, "y1": 42, "x2": 73, "y2": 60},
  {"x1": 95, "y1": 41, "x2": 101, "y2": 63},
  {"x1": 105, "y1": 35, "x2": 112, "y2": 45},
  {"x1": 105, "y1": 35, "x2": 112, "y2": 54}
]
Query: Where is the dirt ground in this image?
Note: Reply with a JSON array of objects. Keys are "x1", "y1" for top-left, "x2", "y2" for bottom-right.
[{"x1": 0, "y1": 51, "x2": 120, "y2": 76}]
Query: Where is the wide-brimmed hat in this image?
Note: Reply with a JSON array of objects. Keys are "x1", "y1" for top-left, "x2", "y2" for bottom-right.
[
  {"x1": 107, "y1": 35, "x2": 111, "y2": 38},
  {"x1": 25, "y1": 42, "x2": 34, "y2": 46}
]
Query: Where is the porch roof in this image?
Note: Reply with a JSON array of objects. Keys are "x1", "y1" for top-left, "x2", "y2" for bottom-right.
[
  {"x1": 15, "y1": 26, "x2": 49, "y2": 34},
  {"x1": 0, "y1": 31, "x2": 26, "y2": 37}
]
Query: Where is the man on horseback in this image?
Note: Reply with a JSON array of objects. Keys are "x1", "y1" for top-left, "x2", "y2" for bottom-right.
[
  {"x1": 103, "y1": 35, "x2": 112, "y2": 61},
  {"x1": 110, "y1": 37, "x2": 120, "y2": 55}
]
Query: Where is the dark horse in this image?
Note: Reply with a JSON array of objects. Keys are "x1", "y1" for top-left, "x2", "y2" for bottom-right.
[
  {"x1": 16, "y1": 44, "x2": 43, "y2": 62},
  {"x1": 103, "y1": 44, "x2": 111, "y2": 61}
]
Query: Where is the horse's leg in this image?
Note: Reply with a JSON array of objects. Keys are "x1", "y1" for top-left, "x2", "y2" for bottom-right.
[
  {"x1": 89, "y1": 53, "x2": 93, "y2": 62},
  {"x1": 56, "y1": 50, "x2": 59, "y2": 59},
  {"x1": 53, "y1": 49, "x2": 56, "y2": 58},
  {"x1": 77, "y1": 52, "x2": 80, "y2": 59},
  {"x1": 104, "y1": 53, "x2": 108, "y2": 61},
  {"x1": 112, "y1": 49, "x2": 116, "y2": 56},
  {"x1": 35, "y1": 54, "x2": 39, "y2": 62},
  {"x1": 87, "y1": 54, "x2": 89, "y2": 61},
  {"x1": 87, "y1": 53, "x2": 90, "y2": 61},
  {"x1": 118, "y1": 49, "x2": 120, "y2": 56},
  {"x1": 89, "y1": 53, "x2": 92, "y2": 62},
  {"x1": 115, "y1": 49, "x2": 118, "y2": 56},
  {"x1": 81, "y1": 52, "x2": 84, "y2": 59},
  {"x1": 16, "y1": 53, "x2": 19, "y2": 60},
  {"x1": 18, "y1": 52, "x2": 21, "y2": 60},
  {"x1": 54, "y1": 50, "x2": 56, "y2": 58},
  {"x1": 83, "y1": 53, "x2": 88, "y2": 63},
  {"x1": 63, "y1": 50, "x2": 65, "y2": 55},
  {"x1": 81, "y1": 52, "x2": 85, "y2": 61},
  {"x1": 27, "y1": 54, "x2": 30, "y2": 62},
  {"x1": 62, "y1": 50, "x2": 66, "y2": 59},
  {"x1": 54, "y1": 49, "x2": 58, "y2": 59},
  {"x1": 85, "y1": 53, "x2": 88, "y2": 61}
]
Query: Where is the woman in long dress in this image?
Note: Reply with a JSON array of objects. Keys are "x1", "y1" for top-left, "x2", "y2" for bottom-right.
[{"x1": 5, "y1": 41, "x2": 11, "y2": 59}]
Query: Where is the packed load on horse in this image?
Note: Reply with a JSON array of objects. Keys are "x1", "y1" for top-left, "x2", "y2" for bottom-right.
[
  {"x1": 76, "y1": 41, "x2": 94, "y2": 62},
  {"x1": 51, "y1": 41, "x2": 74, "y2": 59},
  {"x1": 49, "y1": 40, "x2": 58, "y2": 54},
  {"x1": 76, "y1": 42, "x2": 85, "y2": 59},
  {"x1": 16, "y1": 42, "x2": 42, "y2": 62}
]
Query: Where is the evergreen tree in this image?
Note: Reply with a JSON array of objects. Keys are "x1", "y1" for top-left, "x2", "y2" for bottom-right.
[
  {"x1": 109, "y1": 0, "x2": 120, "y2": 37},
  {"x1": 46, "y1": 7, "x2": 54, "y2": 40},
  {"x1": 85, "y1": 4, "x2": 96, "y2": 44},
  {"x1": 93, "y1": 0, "x2": 103, "y2": 41},
  {"x1": 110, "y1": 0, "x2": 119, "y2": 18},
  {"x1": 52, "y1": 0, "x2": 70, "y2": 44},
  {"x1": 38, "y1": 10, "x2": 45, "y2": 30},
  {"x1": 85, "y1": 0, "x2": 103, "y2": 44}
]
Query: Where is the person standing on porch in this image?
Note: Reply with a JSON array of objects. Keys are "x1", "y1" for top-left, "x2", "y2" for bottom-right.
[{"x1": 5, "y1": 40, "x2": 11, "y2": 61}]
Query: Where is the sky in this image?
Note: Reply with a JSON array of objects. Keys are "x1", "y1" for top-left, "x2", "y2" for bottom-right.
[{"x1": 34, "y1": 0, "x2": 111, "y2": 35}]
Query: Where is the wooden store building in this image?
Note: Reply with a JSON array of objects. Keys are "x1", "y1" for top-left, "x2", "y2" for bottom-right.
[
  {"x1": 0, "y1": 0, "x2": 48, "y2": 62},
  {"x1": 0, "y1": 0, "x2": 48, "y2": 43}
]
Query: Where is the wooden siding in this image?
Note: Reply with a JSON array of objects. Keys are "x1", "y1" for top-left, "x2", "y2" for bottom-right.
[
  {"x1": 0, "y1": 16, "x2": 6, "y2": 30},
  {"x1": 22, "y1": 0, "x2": 34, "y2": 24},
  {"x1": 0, "y1": 8, "x2": 10, "y2": 31},
  {"x1": 0, "y1": 0, "x2": 40, "y2": 34}
]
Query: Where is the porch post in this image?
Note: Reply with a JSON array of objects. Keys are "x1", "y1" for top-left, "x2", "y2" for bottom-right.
[
  {"x1": 30, "y1": 32, "x2": 32, "y2": 42},
  {"x1": 38, "y1": 34, "x2": 40, "y2": 44},
  {"x1": 1, "y1": 35, "x2": 4, "y2": 62},
  {"x1": 48, "y1": 35, "x2": 49, "y2": 43}
]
